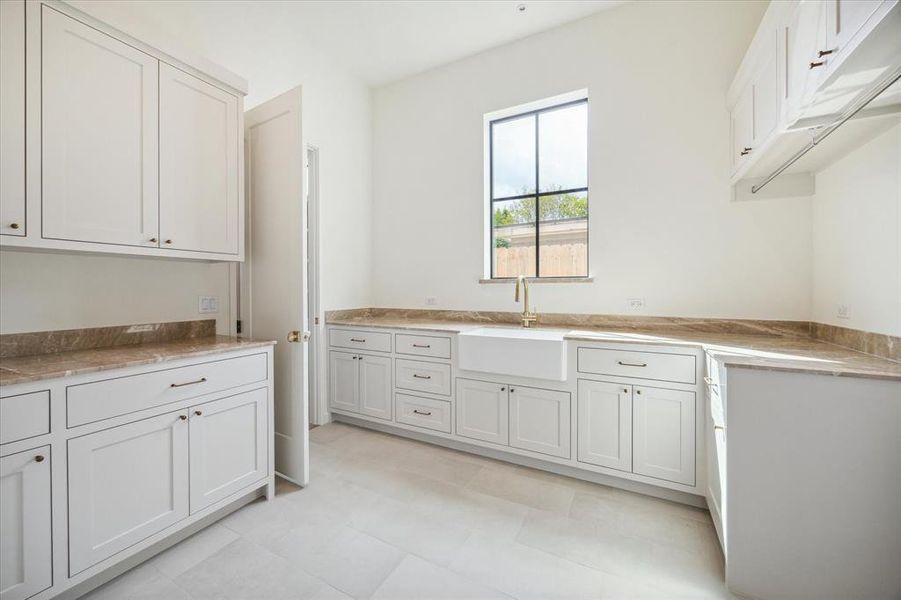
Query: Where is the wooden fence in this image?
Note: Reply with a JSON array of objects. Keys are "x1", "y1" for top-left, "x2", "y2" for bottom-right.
[{"x1": 494, "y1": 243, "x2": 587, "y2": 277}]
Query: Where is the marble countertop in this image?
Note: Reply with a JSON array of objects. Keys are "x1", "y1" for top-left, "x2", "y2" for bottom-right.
[
  {"x1": 328, "y1": 316, "x2": 901, "y2": 381},
  {"x1": 0, "y1": 336, "x2": 276, "y2": 387}
]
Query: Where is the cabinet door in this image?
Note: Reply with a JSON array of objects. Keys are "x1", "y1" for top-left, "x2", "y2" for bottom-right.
[
  {"x1": 189, "y1": 388, "x2": 267, "y2": 513},
  {"x1": 632, "y1": 386, "x2": 696, "y2": 486},
  {"x1": 752, "y1": 41, "x2": 778, "y2": 145},
  {"x1": 730, "y1": 87, "x2": 753, "y2": 172},
  {"x1": 159, "y1": 63, "x2": 239, "y2": 254},
  {"x1": 577, "y1": 380, "x2": 632, "y2": 472},
  {"x1": 41, "y1": 6, "x2": 159, "y2": 247},
  {"x1": 0, "y1": 0, "x2": 25, "y2": 236},
  {"x1": 68, "y1": 410, "x2": 189, "y2": 575},
  {"x1": 329, "y1": 351, "x2": 360, "y2": 413},
  {"x1": 0, "y1": 447, "x2": 51, "y2": 600},
  {"x1": 456, "y1": 378, "x2": 508, "y2": 446},
  {"x1": 359, "y1": 355, "x2": 392, "y2": 421},
  {"x1": 826, "y1": 0, "x2": 884, "y2": 55},
  {"x1": 785, "y1": 0, "x2": 829, "y2": 122},
  {"x1": 509, "y1": 386, "x2": 570, "y2": 458}
]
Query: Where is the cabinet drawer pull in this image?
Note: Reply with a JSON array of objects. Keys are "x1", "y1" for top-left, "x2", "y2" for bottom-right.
[
  {"x1": 350, "y1": 338, "x2": 366, "y2": 343},
  {"x1": 817, "y1": 49, "x2": 834, "y2": 58},
  {"x1": 412, "y1": 374, "x2": 432, "y2": 379},
  {"x1": 617, "y1": 361, "x2": 647, "y2": 367},
  {"x1": 412, "y1": 344, "x2": 431, "y2": 348},
  {"x1": 34, "y1": 455, "x2": 45, "y2": 462},
  {"x1": 412, "y1": 409, "x2": 432, "y2": 416},
  {"x1": 703, "y1": 376, "x2": 718, "y2": 387},
  {"x1": 714, "y1": 425, "x2": 725, "y2": 431},
  {"x1": 740, "y1": 147, "x2": 752, "y2": 156},
  {"x1": 809, "y1": 60, "x2": 825, "y2": 69},
  {"x1": 170, "y1": 377, "x2": 207, "y2": 388}
]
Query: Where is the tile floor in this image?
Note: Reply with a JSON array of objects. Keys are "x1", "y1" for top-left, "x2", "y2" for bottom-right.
[{"x1": 83, "y1": 422, "x2": 730, "y2": 599}]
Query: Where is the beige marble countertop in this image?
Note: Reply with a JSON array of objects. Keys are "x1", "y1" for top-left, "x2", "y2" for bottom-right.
[
  {"x1": 0, "y1": 336, "x2": 276, "y2": 387},
  {"x1": 328, "y1": 316, "x2": 901, "y2": 381}
]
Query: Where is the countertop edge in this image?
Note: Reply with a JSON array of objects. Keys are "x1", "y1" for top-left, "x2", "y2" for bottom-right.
[{"x1": 0, "y1": 339, "x2": 277, "y2": 388}]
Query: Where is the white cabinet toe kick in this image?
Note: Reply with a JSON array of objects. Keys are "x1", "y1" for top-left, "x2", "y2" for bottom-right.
[
  {"x1": 0, "y1": 345, "x2": 275, "y2": 600},
  {"x1": 327, "y1": 325, "x2": 706, "y2": 504}
]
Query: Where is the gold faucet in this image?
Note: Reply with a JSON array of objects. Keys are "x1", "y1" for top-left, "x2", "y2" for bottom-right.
[{"x1": 514, "y1": 275, "x2": 538, "y2": 328}]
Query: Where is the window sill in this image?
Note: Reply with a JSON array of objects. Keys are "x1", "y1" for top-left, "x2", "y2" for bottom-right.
[{"x1": 478, "y1": 277, "x2": 594, "y2": 284}]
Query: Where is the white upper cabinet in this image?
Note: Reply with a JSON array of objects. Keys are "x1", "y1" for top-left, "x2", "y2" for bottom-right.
[
  {"x1": 41, "y1": 6, "x2": 160, "y2": 248},
  {"x1": 0, "y1": 0, "x2": 25, "y2": 237},
  {"x1": 0, "y1": 2, "x2": 246, "y2": 260},
  {"x1": 825, "y1": 0, "x2": 885, "y2": 54},
  {"x1": 160, "y1": 63, "x2": 239, "y2": 255}
]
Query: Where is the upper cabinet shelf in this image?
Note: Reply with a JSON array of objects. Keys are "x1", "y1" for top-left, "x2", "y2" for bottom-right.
[
  {"x1": 0, "y1": 1, "x2": 246, "y2": 261},
  {"x1": 728, "y1": 0, "x2": 901, "y2": 199}
]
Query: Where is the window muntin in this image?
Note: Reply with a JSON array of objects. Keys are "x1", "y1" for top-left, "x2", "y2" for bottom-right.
[{"x1": 490, "y1": 98, "x2": 588, "y2": 279}]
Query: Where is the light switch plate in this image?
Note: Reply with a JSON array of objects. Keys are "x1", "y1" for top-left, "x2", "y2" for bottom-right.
[
  {"x1": 837, "y1": 303, "x2": 850, "y2": 319},
  {"x1": 627, "y1": 297, "x2": 646, "y2": 310},
  {"x1": 198, "y1": 296, "x2": 219, "y2": 314}
]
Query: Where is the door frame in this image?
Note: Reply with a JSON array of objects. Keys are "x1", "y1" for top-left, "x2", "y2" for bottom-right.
[{"x1": 306, "y1": 144, "x2": 325, "y2": 426}]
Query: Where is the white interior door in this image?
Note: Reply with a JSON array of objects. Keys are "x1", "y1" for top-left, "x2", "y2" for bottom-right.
[{"x1": 245, "y1": 87, "x2": 309, "y2": 485}]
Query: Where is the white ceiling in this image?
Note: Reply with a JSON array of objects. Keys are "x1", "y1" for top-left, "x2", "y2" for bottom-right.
[{"x1": 72, "y1": 1, "x2": 627, "y2": 87}]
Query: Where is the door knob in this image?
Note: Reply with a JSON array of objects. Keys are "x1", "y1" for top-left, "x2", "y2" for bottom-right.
[{"x1": 287, "y1": 330, "x2": 301, "y2": 342}]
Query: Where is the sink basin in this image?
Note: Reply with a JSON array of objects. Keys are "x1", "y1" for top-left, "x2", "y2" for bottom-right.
[{"x1": 457, "y1": 327, "x2": 567, "y2": 381}]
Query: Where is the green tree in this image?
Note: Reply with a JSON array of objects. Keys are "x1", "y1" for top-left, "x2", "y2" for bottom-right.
[{"x1": 493, "y1": 186, "x2": 587, "y2": 226}]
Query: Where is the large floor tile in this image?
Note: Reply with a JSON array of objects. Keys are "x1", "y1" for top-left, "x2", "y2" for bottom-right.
[
  {"x1": 149, "y1": 523, "x2": 240, "y2": 579},
  {"x1": 173, "y1": 537, "x2": 329, "y2": 600},
  {"x1": 371, "y1": 555, "x2": 511, "y2": 600},
  {"x1": 465, "y1": 461, "x2": 576, "y2": 514},
  {"x1": 81, "y1": 563, "x2": 191, "y2": 600}
]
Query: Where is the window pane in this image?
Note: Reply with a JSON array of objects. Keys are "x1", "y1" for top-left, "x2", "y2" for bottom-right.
[
  {"x1": 492, "y1": 115, "x2": 536, "y2": 198},
  {"x1": 538, "y1": 103, "x2": 587, "y2": 193},
  {"x1": 537, "y1": 191, "x2": 588, "y2": 277},
  {"x1": 492, "y1": 198, "x2": 536, "y2": 278}
]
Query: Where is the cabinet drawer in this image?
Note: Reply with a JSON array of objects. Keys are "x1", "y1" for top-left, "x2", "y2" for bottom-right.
[
  {"x1": 395, "y1": 393, "x2": 452, "y2": 434},
  {"x1": 395, "y1": 359, "x2": 451, "y2": 396},
  {"x1": 577, "y1": 347, "x2": 696, "y2": 384},
  {"x1": 395, "y1": 333, "x2": 451, "y2": 359},
  {"x1": 67, "y1": 353, "x2": 268, "y2": 427},
  {"x1": 0, "y1": 390, "x2": 50, "y2": 444},
  {"x1": 329, "y1": 328, "x2": 391, "y2": 353}
]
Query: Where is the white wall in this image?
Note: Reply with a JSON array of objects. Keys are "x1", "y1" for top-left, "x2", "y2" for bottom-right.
[
  {"x1": 0, "y1": 252, "x2": 233, "y2": 334},
  {"x1": 371, "y1": 1, "x2": 813, "y2": 320},
  {"x1": 0, "y1": 1, "x2": 372, "y2": 335},
  {"x1": 811, "y1": 123, "x2": 901, "y2": 336}
]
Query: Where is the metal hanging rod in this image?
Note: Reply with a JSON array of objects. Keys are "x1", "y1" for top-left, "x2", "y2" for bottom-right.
[{"x1": 751, "y1": 65, "x2": 901, "y2": 194}]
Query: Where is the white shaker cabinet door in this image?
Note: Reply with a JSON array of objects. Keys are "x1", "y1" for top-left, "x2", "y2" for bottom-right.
[
  {"x1": 456, "y1": 378, "x2": 509, "y2": 446},
  {"x1": 0, "y1": 0, "x2": 25, "y2": 236},
  {"x1": 159, "y1": 63, "x2": 239, "y2": 254},
  {"x1": 68, "y1": 410, "x2": 190, "y2": 575},
  {"x1": 0, "y1": 447, "x2": 52, "y2": 600},
  {"x1": 189, "y1": 389, "x2": 268, "y2": 513},
  {"x1": 41, "y1": 6, "x2": 159, "y2": 248},
  {"x1": 509, "y1": 385, "x2": 570, "y2": 458},
  {"x1": 632, "y1": 386, "x2": 696, "y2": 486},
  {"x1": 359, "y1": 355, "x2": 392, "y2": 421},
  {"x1": 329, "y1": 351, "x2": 360, "y2": 413},
  {"x1": 825, "y1": 0, "x2": 884, "y2": 56},
  {"x1": 577, "y1": 379, "x2": 632, "y2": 472}
]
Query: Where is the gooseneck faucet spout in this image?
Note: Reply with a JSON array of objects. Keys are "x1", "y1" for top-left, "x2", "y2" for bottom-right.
[{"x1": 514, "y1": 276, "x2": 538, "y2": 328}]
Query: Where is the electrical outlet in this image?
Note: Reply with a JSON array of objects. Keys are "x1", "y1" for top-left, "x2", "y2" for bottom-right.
[
  {"x1": 425, "y1": 296, "x2": 438, "y2": 306},
  {"x1": 627, "y1": 297, "x2": 646, "y2": 310},
  {"x1": 837, "y1": 303, "x2": 851, "y2": 319},
  {"x1": 198, "y1": 296, "x2": 219, "y2": 314}
]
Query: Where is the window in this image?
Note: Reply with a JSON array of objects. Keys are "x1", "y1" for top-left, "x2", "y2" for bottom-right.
[{"x1": 489, "y1": 97, "x2": 588, "y2": 279}]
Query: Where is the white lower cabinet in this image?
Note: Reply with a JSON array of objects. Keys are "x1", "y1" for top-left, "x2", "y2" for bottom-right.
[
  {"x1": 456, "y1": 378, "x2": 509, "y2": 445},
  {"x1": 68, "y1": 410, "x2": 190, "y2": 575},
  {"x1": 632, "y1": 385, "x2": 696, "y2": 486},
  {"x1": 189, "y1": 389, "x2": 268, "y2": 513},
  {"x1": 328, "y1": 351, "x2": 392, "y2": 421},
  {"x1": 577, "y1": 379, "x2": 632, "y2": 472},
  {"x1": 509, "y1": 386, "x2": 570, "y2": 458},
  {"x1": 0, "y1": 446, "x2": 52, "y2": 600}
]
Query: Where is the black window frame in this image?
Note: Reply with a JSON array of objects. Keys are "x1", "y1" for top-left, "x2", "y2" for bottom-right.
[{"x1": 489, "y1": 97, "x2": 589, "y2": 280}]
